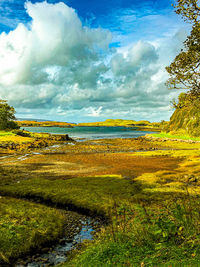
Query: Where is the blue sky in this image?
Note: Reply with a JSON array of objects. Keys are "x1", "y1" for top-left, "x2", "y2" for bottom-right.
[{"x1": 0, "y1": 0, "x2": 189, "y2": 122}]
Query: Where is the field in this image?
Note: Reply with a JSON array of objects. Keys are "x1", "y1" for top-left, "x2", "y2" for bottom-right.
[{"x1": 0, "y1": 134, "x2": 200, "y2": 265}]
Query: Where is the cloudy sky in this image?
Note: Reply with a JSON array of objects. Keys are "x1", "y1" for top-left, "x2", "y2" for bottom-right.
[{"x1": 0, "y1": 0, "x2": 189, "y2": 122}]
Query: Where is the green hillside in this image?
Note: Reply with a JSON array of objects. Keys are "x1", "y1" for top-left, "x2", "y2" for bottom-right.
[{"x1": 168, "y1": 93, "x2": 200, "y2": 137}]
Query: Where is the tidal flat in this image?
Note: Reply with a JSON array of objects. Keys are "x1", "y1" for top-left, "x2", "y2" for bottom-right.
[{"x1": 0, "y1": 134, "x2": 200, "y2": 266}]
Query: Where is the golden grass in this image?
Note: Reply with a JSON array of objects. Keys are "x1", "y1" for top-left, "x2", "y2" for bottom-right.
[
  {"x1": 0, "y1": 135, "x2": 33, "y2": 143},
  {"x1": 132, "y1": 146, "x2": 200, "y2": 197}
]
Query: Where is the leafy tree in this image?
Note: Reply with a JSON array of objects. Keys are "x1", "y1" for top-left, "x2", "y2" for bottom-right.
[
  {"x1": 173, "y1": 0, "x2": 200, "y2": 24},
  {"x1": 166, "y1": 0, "x2": 200, "y2": 97},
  {"x1": 0, "y1": 100, "x2": 19, "y2": 130}
]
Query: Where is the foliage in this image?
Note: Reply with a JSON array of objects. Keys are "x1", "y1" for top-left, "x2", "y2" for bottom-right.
[
  {"x1": 0, "y1": 100, "x2": 19, "y2": 130},
  {"x1": 166, "y1": 1, "x2": 200, "y2": 95},
  {"x1": 174, "y1": 0, "x2": 200, "y2": 23}
]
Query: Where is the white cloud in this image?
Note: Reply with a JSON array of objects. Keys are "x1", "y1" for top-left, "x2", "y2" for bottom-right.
[
  {"x1": 0, "y1": 1, "x2": 188, "y2": 122},
  {"x1": 0, "y1": 1, "x2": 111, "y2": 86},
  {"x1": 87, "y1": 106, "x2": 103, "y2": 117}
]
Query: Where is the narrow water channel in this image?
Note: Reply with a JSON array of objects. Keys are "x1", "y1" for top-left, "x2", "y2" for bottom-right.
[{"x1": 15, "y1": 214, "x2": 101, "y2": 267}]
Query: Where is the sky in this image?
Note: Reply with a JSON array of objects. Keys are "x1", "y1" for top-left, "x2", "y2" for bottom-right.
[{"x1": 0, "y1": 0, "x2": 189, "y2": 122}]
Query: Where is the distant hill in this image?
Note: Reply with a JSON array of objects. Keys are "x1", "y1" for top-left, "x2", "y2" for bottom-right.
[
  {"x1": 16, "y1": 118, "x2": 162, "y2": 130},
  {"x1": 16, "y1": 118, "x2": 54, "y2": 122},
  {"x1": 17, "y1": 120, "x2": 76, "y2": 128},
  {"x1": 77, "y1": 119, "x2": 161, "y2": 128}
]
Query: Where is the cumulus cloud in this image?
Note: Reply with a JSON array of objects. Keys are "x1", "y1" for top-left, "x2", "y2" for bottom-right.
[
  {"x1": 0, "y1": 1, "x2": 188, "y2": 122},
  {"x1": 0, "y1": 1, "x2": 111, "y2": 86}
]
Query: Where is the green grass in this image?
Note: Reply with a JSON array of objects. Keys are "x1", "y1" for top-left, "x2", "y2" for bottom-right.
[
  {"x1": 60, "y1": 238, "x2": 200, "y2": 267},
  {"x1": 1, "y1": 175, "x2": 200, "y2": 266},
  {"x1": 59, "y1": 200, "x2": 200, "y2": 267},
  {"x1": 0, "y1": 131, "x2": 15, "y2": 136},
  {"x1": 149, "y1": 132, "x2": 200, "y2": 141},
  {"x1": 0, "y1": 196, "x2": 66, "y2": 264},
  {"x1": 0, "y1": 176, "x2": 139, "y2": 216}
]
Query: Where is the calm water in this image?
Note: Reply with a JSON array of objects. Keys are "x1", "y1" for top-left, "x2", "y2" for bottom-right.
[{"x1": 22, "y1": 126, "x2": 155, "y2": 140}]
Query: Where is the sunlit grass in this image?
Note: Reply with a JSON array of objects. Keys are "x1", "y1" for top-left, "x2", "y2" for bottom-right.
[
  {"x1": 149, "y1": 132, "x2": 200, "y2": 141},
  {"x1": 0, "y1": 196, "x2": 66, "y2": 264}
]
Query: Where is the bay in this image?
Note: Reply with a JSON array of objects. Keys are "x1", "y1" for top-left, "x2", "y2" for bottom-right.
[{"x1": 22, "y1": 126, "x2": 155, "y2": 140}]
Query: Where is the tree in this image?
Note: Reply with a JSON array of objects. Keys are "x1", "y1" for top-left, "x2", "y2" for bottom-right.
[
  {"x1": 0, "y1": 100, "x2": 19, "y2": 130},
  {"x1": 166, "y1": 0, "x2": 200, "y2": 97},
  {"x1": 173, "y1": 0, "x2": 200, "y2": 24}
]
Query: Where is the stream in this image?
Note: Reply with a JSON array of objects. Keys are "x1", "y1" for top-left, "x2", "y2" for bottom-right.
[{"x1": 14, "y1": 213, "x2": 102, "y2": 267}]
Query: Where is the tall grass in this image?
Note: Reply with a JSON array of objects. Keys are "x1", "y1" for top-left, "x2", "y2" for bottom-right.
[{"x1": 62, "y1": 194, "x2": 200, "y2": 266}]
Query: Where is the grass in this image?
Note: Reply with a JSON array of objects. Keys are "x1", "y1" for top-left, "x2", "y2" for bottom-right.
[
  {"x1": 59, "y1": 198, "x2": 200, "y2": 266},
  {"x1": 0, "y1": 196, "x2": 66, "y2": 264},
  {"x1": 0, "y1": 131, "x2": 15, "y2": 136},
  {"x1": 0, "y1": 176, "x2": 139, "y2": 216},
  {"x1": 0, "y1": 130, "x2": 34, "y2": 144},
  {"x1": 1, "y1": 136, "x2": 200, "y2": 265},
  {"x1": 149, "y1": 132, "x2": 200, "y2": 141},
  {"x1": 1, "y1": 169, "x2": 200, "y2": 265}
]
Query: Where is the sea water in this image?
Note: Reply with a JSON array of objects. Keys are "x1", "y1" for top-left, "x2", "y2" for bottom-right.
[{"x1": 22, "y1": 126, "x2": 155, "y2": 140}]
